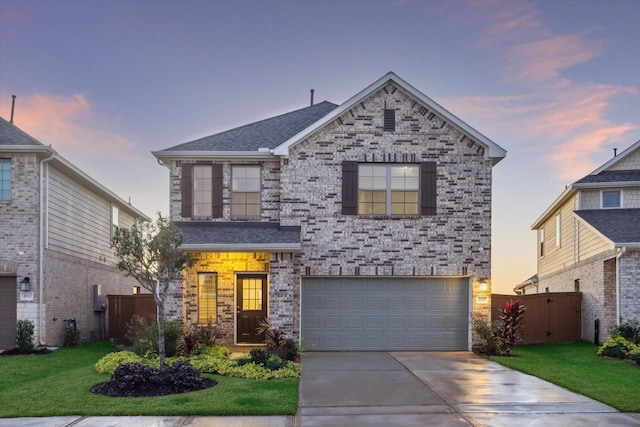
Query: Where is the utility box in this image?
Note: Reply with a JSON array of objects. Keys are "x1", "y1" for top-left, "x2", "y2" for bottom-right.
[{"x1": 93, "y1": 284, "x2": 106, "y2": 312}]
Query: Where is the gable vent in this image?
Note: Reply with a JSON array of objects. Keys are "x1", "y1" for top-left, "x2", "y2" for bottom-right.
[{"x1": 384, "y1": 109, "x2": 395, "y2": 132}]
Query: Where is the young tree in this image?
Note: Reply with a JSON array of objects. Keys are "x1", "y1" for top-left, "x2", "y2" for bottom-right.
[{"x1": 111, "y1": 214, "x2": 193, "y2": 370}]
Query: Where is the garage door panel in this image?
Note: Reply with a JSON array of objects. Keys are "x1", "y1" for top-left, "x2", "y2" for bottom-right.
[{"x1": 302, "y1": 277, "x2": 469, "y2": 351}]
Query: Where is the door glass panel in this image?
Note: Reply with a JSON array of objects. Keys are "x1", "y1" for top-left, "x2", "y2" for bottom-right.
[{"x1": 242, "y1": 278, "x2": 262, "y2": 311}]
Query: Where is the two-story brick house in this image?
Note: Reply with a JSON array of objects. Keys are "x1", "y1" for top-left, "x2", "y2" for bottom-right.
[
  {"x1": 526, "y1": 139, "x2": 640, "y2": 343},
  {"x1": 153, "y1": 72, "x2": 506, "y2": 351},
  {"x1": 0, "y1": 117, "x2": 149, "y2": 348}
]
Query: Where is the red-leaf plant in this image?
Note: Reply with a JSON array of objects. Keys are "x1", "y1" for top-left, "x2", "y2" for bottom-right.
[{"x1": 498, "y1": 298, "x2": 526, "y2": 355}]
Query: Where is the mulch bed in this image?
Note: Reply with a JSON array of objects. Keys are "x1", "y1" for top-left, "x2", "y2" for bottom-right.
[
  {"x1": 1, "y1": 347, "x2": 52, "y2": 356},
  {"x1": 91, "y1": 377, "x2": 217, "y2": 397}
]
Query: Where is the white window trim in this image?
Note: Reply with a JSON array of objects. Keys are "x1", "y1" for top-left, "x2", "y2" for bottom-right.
[
  {"x1": 601, "y1": 189, "x2": 622, "y2": 209},
  {"x1": 231, "y1": 165, "x2": 262, "y2": 217},
  {"x1": 555, "y1": 213, "x2": 561, "y2": 248},
  {"x1": 358, "y1": 163, "x2": 419, "y2": 216}
]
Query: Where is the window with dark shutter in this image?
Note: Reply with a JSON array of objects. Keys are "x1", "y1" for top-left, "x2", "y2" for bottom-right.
[
  {"x1": 420, "y1": 162, "x2": 436, "y2": 216},
  {"x1": 383, "y1": 109, "x2": 395, "y2": 132},
  {"x1": 181, "y1": 163, "x2": 193, "y2": 218},
  {"x1": 342, "y1": 161, "x2": 358, "y2": 215}
]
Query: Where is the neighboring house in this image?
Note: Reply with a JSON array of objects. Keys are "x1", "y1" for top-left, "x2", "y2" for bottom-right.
[
  {"x1": 0, "y1": 117, "x2": 150, "y2": 348},
  {"x1": 514, "y1": 274, "x2": 538, "y2": 295},
  {"x1": 153, "y1": 72, "x2": 506, "y2": 351},
  {"x1": 525, "y1": 139, "x2": 640, "y2": 343}
]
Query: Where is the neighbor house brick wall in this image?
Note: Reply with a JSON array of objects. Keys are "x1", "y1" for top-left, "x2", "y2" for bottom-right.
[
  {"x1": 1, "y1": 153, "x2": 41, "y2": 338},
  {"x1": 619, "y1": 249, "x2": 640, "y2": 323},
  {"x1": 43, "y1": 249, "x2": 141, "y2": 346},
  {"x1": 538, "y1": 248, "x2": 618, "y2": 344}
]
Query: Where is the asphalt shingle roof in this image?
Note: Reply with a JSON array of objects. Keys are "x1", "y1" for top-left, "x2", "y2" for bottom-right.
[
  {"x1": 176, "y1": 221, "x2": 301, "y2": 247},
  {"x1": 575, "y1": 209, "x2": 640, "y2": 244},
  {"x1": 160, "y1": 101, "x2": 338, "y2": 152},
  {"x1": 575, "y1": 170, "x2": 640, "y2": 184},
  {"x1": 0, "y1": 117, "x2": 44, "y2": 146}
]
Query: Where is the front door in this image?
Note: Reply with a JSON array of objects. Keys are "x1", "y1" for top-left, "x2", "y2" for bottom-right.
[{"x1": 236, "y1": 274, "x2": 267, "y2": 344}]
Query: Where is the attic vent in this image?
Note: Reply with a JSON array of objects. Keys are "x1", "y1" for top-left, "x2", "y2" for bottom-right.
[{"x1": 383, "y1": 109, "x2": 395, "y2": 132}]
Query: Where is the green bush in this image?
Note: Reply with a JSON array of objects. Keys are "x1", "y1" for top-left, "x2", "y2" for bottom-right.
[
  {"x1": 472, "y1": 312, "x2": 503, "y2": 356},
  {"x1": 610, "y1": 319, "x2": 640, "y2": 345},
  {"x1": 95, "y1": 351, "x2": 144, "y2": 374},
  {"x1": 16, "y1": 320, "x2": 35, "y2": 353},
  {"x1": 597, "y1": 334, "x2": 638, "y2": 359},
  {"x1": 149, "y1": 320, "x2": 182, "y2": 357},
  {"x1": 628, "y1": 346, "x2": 640, "y2": 365}
]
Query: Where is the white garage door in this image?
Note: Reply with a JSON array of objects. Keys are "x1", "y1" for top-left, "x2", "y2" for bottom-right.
[{"x1": 301, "y1": 277, "x2": 469, "y2": 351}]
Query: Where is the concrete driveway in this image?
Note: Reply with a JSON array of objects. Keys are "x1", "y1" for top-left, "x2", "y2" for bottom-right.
[{"x1": 298, "y1": 351, "x2": 640, "y2": 427}]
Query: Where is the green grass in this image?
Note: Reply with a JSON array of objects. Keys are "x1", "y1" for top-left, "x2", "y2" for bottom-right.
[
  {"x1": 491, "y1": 342, "x2": 640, "y2": 412},
  {"x1": 0, "y1": 342, "x2": 298, "y2": 417}
]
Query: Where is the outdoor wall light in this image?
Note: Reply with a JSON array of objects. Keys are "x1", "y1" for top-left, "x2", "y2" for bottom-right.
[
  {"x1": 132, "y1": 286, "x2": 140, "y2": 295},
  {"x1": 19, "y1": 277, "x2": 30, "y2": 291},
  {"x1": 478, "y1": 279, "x2": 488, "y2": 292}
]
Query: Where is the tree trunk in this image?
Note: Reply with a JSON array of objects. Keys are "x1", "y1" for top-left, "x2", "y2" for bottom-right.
[{"x1": 155, "y1": 296, "x2": 167, "y2": 371}]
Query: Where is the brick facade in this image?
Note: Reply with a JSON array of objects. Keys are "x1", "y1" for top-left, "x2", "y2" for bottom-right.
[
  {"x1": 165, "y1": 82, "x2": 496, "y2": 344},
  {"x1": 619, "y1": 249, "x2": 640, "y2": 323}
]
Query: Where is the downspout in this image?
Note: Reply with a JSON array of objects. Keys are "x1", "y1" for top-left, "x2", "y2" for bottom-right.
[
  {"x1": 615, "y1": 246, "x2": 626, "y2": 327},
  {"x1": 38, "y1": 151, "x2": 56, "y2": 345}
]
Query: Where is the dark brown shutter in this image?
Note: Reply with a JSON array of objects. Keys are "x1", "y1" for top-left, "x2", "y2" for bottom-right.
[
  {"x1": 211, "y1": 164, "x2": 223, "y2": 218},
  {"x1": 342, "y1": 161, "x2": 358, "y2": 215},
  {"x1": 181, "y1": 163, "x2": 192, "y2": 218},
  {"x1": 421, "y1": 162, "x2": 436, "y2": 216}
]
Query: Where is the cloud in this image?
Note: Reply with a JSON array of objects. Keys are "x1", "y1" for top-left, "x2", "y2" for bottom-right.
[
  {"x1": 1, "y1": 91, "x2": 136, "y2": 162},
  {"x1": 507, "y1": 34, "x2": 602, "y2": 83}
]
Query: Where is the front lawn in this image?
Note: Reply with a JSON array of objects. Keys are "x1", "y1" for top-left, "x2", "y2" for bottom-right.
[
  {"x1": 0, "y1": 341, "x2": 298, "y2": 417},
  {"x1": 491, "y1": 342, "x2": 640, "y2": 412}
]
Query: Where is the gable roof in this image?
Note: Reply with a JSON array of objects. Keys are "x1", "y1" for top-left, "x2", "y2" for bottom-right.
[
  {"x1": 532, "y1": 139, "x2": 640, "y2": 229},
  {"x1": 273, "y1": 71, "x2": 507, "y2": 165},
  {"x1": 574, "y1": 209, "x2": 640, "y2": 247},
  {"x1": 152, "y1": 101, "x2": 338, "y2": 160},
  {"x1": 175, "y1": 221, "x2": 301, "y2": 251},
  {"x1": 0, "y1": 116, "x2": 150, "y2": 220}
]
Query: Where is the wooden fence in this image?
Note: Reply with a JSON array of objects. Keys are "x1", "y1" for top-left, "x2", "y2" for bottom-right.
[
  {"x1": 491, "y1": 293, "x2": 582, "y2": 344},
  {"x1": 107, "y1": 294, "x2": 157, "y2": 342}
]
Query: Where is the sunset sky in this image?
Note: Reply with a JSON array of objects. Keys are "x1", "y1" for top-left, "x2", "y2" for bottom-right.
[{"x1": 1, "y1": 0, "x2": 638, "y2": 294}]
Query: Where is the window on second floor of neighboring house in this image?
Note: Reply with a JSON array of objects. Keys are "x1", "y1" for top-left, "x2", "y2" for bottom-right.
[
  {"x1": 231, "y1": 165, "x2": 261, "y2": 217},
  {"x1": 602, "y1": 190, "x2": 621, "y2": 208},
  {"x1": 539, "y1": 228, "x2": 545, "y2": 257},
  {"x1": 111, "y1": 205, "x2": 119, "y2": 239},
  {"x1": 342, "y1": 161, "x2": 436, "y2": 216},
  {"x1": 0, "y1": 159, "x2": 11, "y2": 201},
  {"x1": 555, "y1": 213, "x2": 561, "y2": 248}
]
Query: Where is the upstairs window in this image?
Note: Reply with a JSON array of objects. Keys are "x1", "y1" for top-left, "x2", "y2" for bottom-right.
[
  {"x1": 383, "y1": 109, "x2": 395, "y2": 132},
  {"x1": 539, "y1": 228, "x2": 545, "y2": 257},
  {"x1": 231, "y1": 165, "x2": 261, "y2": 217},
  {"x1": 602, "y1": 190, "x2": 621, "y2": 208},
  {"x1": 342, "y1": 162, "x2": 436, "y2": 216},
  {"x1": 555, "y1": 213, "x2": 561, "y2": 248},
  {"x1": 0, "y1": 159, "x2": 11, "y2": 201},
  {"x1": 181, "y1": 163, "x2": 223, "y2": 218},
  {"x1": 111, "y1": 205, "x2": 119, "y2": 238},
  {"x1": 358, "y1": 164, "x2": 419, "y2": 215}
]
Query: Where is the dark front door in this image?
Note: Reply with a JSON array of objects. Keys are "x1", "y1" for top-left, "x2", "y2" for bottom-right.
[{"x1": 237, "y1": 274, "x2": 267, "y2": 344}]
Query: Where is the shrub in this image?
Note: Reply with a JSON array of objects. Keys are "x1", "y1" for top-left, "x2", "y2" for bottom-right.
[
  {"x1": 149, "y1": 320, "x2": 182, "y2": 357},
  {"x1": 266, "y1": 329, "x2": 301, "y2": 362},
  {"x1": 124, "y1": 315, "x2": 154, "y2": 355},
  {"x1": 16, "y1": 320, "x2": 35, "y2": 353},
  {"x1": 610, "y1": 319, "x2": 640, "y2": 345},
  {"x1": 472, "y1": 312, "x2": 503, "y2": 356},
  {"x1": 628, "y1": 347, "x2": 640, "y2": 365},
  {"x1": 63, "y1": 318, "x2": 80, "y2": 348},
  {"x1": 95, "y1": 350, "x2": 144, "y2": 374},
  {"x1": 497, "y1": 298, "x2": 526, "y2": 354},
  {"x1": 597, "y1": 334, "x2": 637, "y2": 359},
  {"x1": 177, "y1": 321, "x2": 222, "y2": 356}
]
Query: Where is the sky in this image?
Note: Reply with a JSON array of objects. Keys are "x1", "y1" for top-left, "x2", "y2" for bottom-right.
[{"x1": 1, "y1": 0, "x2": 639, "y2": 295}]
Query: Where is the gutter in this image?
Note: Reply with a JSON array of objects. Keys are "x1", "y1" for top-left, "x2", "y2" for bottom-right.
[
  {"x1": 181, "y1": 243, "x2": 301, "y2": 252},
  {"x1": 38, "y1": 151, "x2": 56, "y2": 346},
  {"x1": 615, "y1": 246, "x2": 627, "y2": 327}
]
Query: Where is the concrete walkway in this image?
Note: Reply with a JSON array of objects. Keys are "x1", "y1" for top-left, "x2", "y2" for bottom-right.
[
  {"x1": 299, "y1": 351, "x2": 640, "y2": 426},
  {"x1": 2, "y1": 351, "x2": 639, "y2": 426}
]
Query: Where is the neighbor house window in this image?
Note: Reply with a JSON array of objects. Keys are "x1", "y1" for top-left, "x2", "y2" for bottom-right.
[
  {"x1": 181, "y1": 163, "x2": 223, "y2": 218},
  {"x1": 0, "y1": 159, "x2": 10, "y2": 201},
  {"x1": 342, "y1": 161, "x2": 436, "y2": 216},
  {"x1": 574, "y1": 279, "x2": 580, "y2": 292},
  {"x1": 111, "y1": 205, "x2": 119, "y2": 238},
  {"x1": 539, "y1": 228, "x2": 545, "y2": 257},
  {"x1": 198, "y1": 273, "x2": 217, "y2": 324},
  {"x1": 555, "y1": 213, "x2": 561, "y2": 248},
  {"x1": 358, "y1": 164, "x2": 419, "y2": 215},
  {"x1": 231, "y1": 165, "x2": 261, "y2": 217},
  {"x1": 602, "y1": 190, "x2": 621, "y2": 208}
]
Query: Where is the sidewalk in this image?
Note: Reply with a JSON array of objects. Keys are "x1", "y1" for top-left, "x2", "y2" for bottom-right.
[{"x1": 0, "y1": 416, "x2": 294, "y2": 427}]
